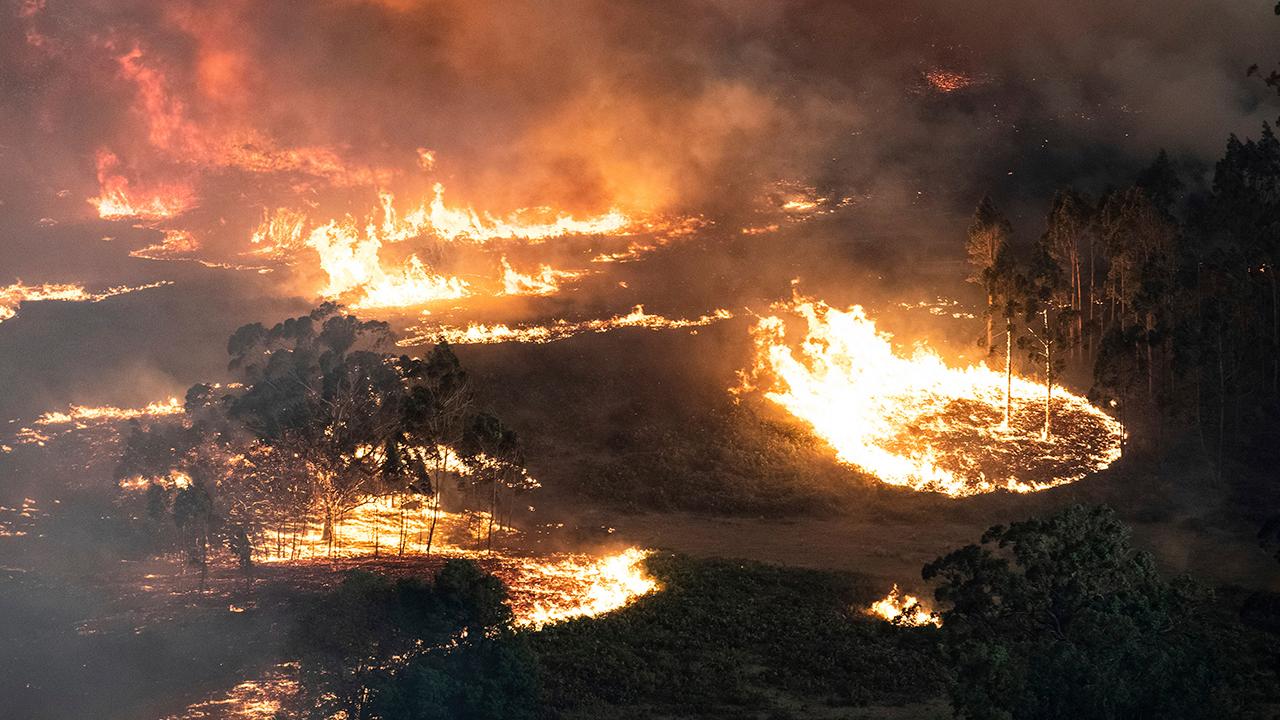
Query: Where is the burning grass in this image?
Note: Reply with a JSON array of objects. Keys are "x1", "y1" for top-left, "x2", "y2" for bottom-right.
[{"x1": 739, "y1": 294, "x2": 1124, "y2": 496}]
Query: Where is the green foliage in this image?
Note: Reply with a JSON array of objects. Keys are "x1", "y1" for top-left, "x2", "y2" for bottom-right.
[
  {"x1": 922, "y1": 505, "x2": 1263, "y2": 720},
  {"x1": 290, "y1": 558, "x2": 535, "y2": 719},
  {"x1": 531, "y1": 554, "x2": 945, "y2": 717}
]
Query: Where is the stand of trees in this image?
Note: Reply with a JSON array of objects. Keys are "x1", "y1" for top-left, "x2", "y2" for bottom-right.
[
  {"x1": 924, "y1": 505, "x2": 1270, "y2": 719},
  {"x1": 115, "y1": 304, "x2": 534, "y2": 578},
  {"x1": 965, "y1": 126, "x2": 1280, "y2": 467}
]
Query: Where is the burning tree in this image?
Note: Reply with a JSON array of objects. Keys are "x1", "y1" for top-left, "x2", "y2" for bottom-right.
[{"x1": 115, "y1": 305, "x2": 530, "y2": 565}]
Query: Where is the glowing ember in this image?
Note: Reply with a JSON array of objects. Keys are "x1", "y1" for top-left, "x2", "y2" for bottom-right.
[
  {"x1": 165, "y1": 664, "x2": 298, "y2": 720},
  {"x1": 866, "y1": 585, "x2": 939, "y2": 627},
  {"x1": 0, "y1": 281, "x2": 172, "y2": 324},
  {"x1": 738, "y1": 293, "x2": 1123, "y2": 496},
  {"x1": 922, "y1": 68, "x2": 982, "y2": 93},
  {"x1": 398, "y1": 305, "x2": 733, "y2": 346}
]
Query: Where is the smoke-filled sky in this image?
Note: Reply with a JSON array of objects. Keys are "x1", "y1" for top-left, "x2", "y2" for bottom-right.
[{"x1": 1, "y1": 0, "x2": 1278, "y2": 420}]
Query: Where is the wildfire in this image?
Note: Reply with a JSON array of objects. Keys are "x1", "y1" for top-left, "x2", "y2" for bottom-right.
[
  {"x1": 508, "y1": 547, "x2": 657, "y2": 628},
  {"x1": 254, "y1": 184, "x2": 635, "y2": 309},
  {"x1": 32, "y1": 397, "x2": 184, "y2": 427},
  {"x1": 87, "y1": 150, "x2": 193, "y2": 220},
  {"x1": 398, "y1": 305, "x2": 734, "y2": 346},
  {"x1": 305, "y1": 218, "x2": 470, "y2": 309},
  {"x1": 739, "y1": 294, "x2": 1124, "y2": 496},
  {"x1": 249, "y1": 499, "x2": 655, "y2": 629},
  {"x1": 500, "y1": 256, "x2": 583, "y2": 296},
  {"x1": 0, "y1": 280, "x2": 172, "y2": 324},
  {"x1": 419, "y1": 183, "x2": 631, "y2": 244},
  {"x1": 866, "y1": 585, "x2": 940, "y2": 627}
]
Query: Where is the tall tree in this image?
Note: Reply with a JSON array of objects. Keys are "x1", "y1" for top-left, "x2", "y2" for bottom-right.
[
  {"x1": 967, "y1": 196, "x2": 1013, "y2": 355},
  {"x1": 1042, "y1": 189, "x2": 1096, "y2": 357}
]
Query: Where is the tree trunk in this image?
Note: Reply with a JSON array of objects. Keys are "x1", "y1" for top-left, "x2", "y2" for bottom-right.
[
  {"x1": 1004, "y1": 315, "x2": 1013, "y2": 428},
  {"x1": 986, "y1": 293, "x2": 994, "y2": 355},
  {"x1": 1043, "y1": 309, "x2": 1052, "y2": 441},
  {"x1": 487, "y1": 477, "x2": 498, "y2": 554},
  {"x1": 426, "y1": 489, "x2": 440, "y2": 555}
]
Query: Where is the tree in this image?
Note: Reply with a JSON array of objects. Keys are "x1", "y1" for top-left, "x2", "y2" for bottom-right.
[
  {"x1": 459, "y1": 413, "x2": 529, "y2": 552},
  {"x1": 290, "y1": 560, "x2": 536, "y2": 720},
  {"x1": 400, "y1": 342, "x2": 474, "y2": 555},
  {"x1": 967, "y1": 196, "x2": 1014, "y2": 355},
  {"x1": 115, "y1": 305, "x2": 529, "y2": 567},
  {"x1": 922, "y1": 505, "x2": 1251, "y2": 720},
  {"x1": 1042, "y1": 189, "x2": 1096, "y2": 357},
  {"x1": 1022, "y1": 236, "x2": 1073, "y2": 439},
  {"x1": 986, "y1": 243, "x2": 1032, "y2": 428}
]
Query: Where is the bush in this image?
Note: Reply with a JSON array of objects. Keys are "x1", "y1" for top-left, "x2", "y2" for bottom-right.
[
  {"x1": 923, "y1": 505, "x2": 1272, "y2": 720},
  {"x1": 530, "y1": 554, "x2": 946, "y2": 717}
]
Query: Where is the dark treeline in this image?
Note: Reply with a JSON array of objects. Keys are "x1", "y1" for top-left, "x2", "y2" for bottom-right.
[
  {"x1": 966, "y1": 125, "x2": 1280, "y2": 473},
  {"x1": 116, "y1": 304, "x2": 534, "y2": 583}
]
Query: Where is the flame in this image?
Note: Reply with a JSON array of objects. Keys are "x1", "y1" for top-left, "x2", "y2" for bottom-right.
[
  {"x1": 87, "y1": 150, "x2": 193, "y2": 220},
  {"x1": 252, "y1": 499, "x2": 655, "y2": 628},
  {"x1": 512, "y1": 547, "x2": 656, "y2": 628},
  {"x1": 248, "y1": 207, "x2": 308, "y2": 258},
  {"x1": 866, "y1": 585, "x2": 940, "y2": 627},
  {"x1": 739, "y1": 294, "x2": 1123, "y2": 496},
  {"x1": 254, "y1": 184, "x2": 633, "y2": 309},
  {"x1": 129, "y1": 229, "x2": 199, "y2": 259},
  {"x1": 499, "y1": 256, "x2": 582, "y2": 296},
  {"x1": 0, "y1": 280, "x2": 172, "y2": 324},
  {"x1": 32, "y1": 397, "x2": 184, "y2": 427},
  {"x1": 305, "y1": 218, "x2": 470, "y2": 309},
  {"x1": 399, "y1": 305, "x2": 733, "y2": 346},
  {"x1": 421, "y1": 183, "x2": 631, "y2": 244}
]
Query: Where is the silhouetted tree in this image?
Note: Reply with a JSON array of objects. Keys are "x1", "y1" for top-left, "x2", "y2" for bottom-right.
[{"x1": 923, "y1": 505, "x2": 1254, "y2": 720}]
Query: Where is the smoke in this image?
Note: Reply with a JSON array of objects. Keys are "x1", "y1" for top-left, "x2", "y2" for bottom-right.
[
  {"x1": 5, "y1": 0, "x2": 1276, "y2": 218},
  {"x1": 1, "y1": 0, "x2": 1278, "y2": 422}
]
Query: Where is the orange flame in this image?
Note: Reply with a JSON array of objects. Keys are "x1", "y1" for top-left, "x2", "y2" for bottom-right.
[
  {"x1": 867, "y1": 585, "x2": 940, "y2": 627},
  {"x1": 739, "y1": 293, "x2": 1123, "y2": 496},
  {"x1": 400, "y1": 305, "x2": 733, "y2": 346}
]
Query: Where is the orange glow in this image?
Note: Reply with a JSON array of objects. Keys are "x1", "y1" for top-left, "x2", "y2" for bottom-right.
[
  {"x1": 738, "y1": 292, "x2": 1123, "y2": 496},
  {"x1": 499, "y1": 256, "x2": 582, "y2": 296},
  {"x1": 923, "y1": 68, "x2": 978, "y2": 93},
  {"x1": 0, "y1": 280, "x2": 172, "y2": 324},
  {"x1": 88, "y1": 150, "x2": 193, "y2": 220},
  {"x1": 399, "y1": 305, "x2": 733, "y2": 346},
  {"x1": 33, "y1": 397, "x2": 183, "y2": 427},
  {"x1": 867, "y1": 585, "x2": 940, "y2": 627},
  {"x1": 252, "y1": 499, "x2": 656, "y2": 628}
]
